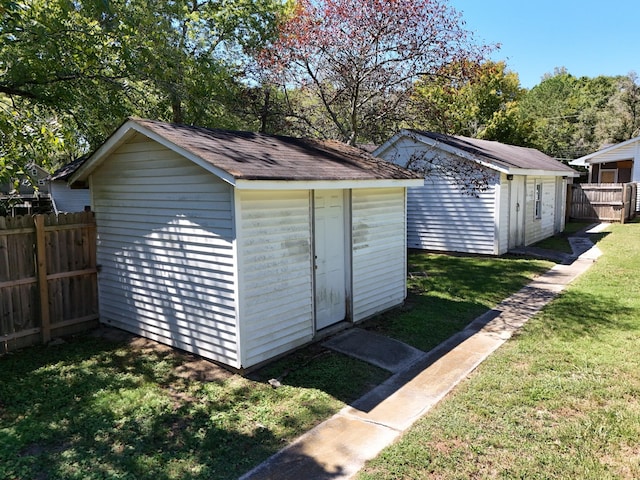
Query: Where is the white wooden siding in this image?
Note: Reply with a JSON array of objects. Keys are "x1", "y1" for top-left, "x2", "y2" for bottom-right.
[
  {"x1": 407, "y1": 172, "x2": 499, "y2": 255},
  {"x1": 555, "y1": 177, "x2": 567, "y2": 233},
  {"x1": 91, "y1": 135, "x2": 239, "y2": 366},
  {"x1": 352, "y1": 188, "x2": 407, "y2": 321},
  {"x1": 236, "y1": 190, "x2": 314, "y2": 368},
  {"x1": 379, "y1": 139, "x2": 500, "y2": 255},
  {"x1": 524, "y1": 176, "x2": 559, "y2": 245},
  {"x1": 50, "y1": 182, "x2": 91, "y2": 213}
]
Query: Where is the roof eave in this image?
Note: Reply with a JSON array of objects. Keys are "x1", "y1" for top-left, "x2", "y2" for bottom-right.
[
  {"x1": 235, "y1": 178, "x2": 424, "y2": 190},
  {"x1": 508, "y1": 168, "x2": 580, "y2": 177},
  {"x1": 571, "y1": 135, "x2": 640, "y2": 165}
]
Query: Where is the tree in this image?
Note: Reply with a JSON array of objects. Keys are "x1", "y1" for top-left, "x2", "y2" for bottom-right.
[
  {"x1": 120, "y1": 0, "x2": 285, "y2": 125},
  {"x1": 516, "y1": 69, "x2": 634, "y2": 160},
  {"x1": 259, "y1": 0, "x2": 492, "y2": 145},
  {"x1": 0, "y1": 0, "x2": 286, "y2": 186},
  {"x1": 595, "y1": 72, "x2": 640, "y2": 143},
  {"x1": 411, "y1": 60, "x2": 525, "y2": 140},
  {"x1": 0, "y1": 0, "x2": 135, "y2": 183},
  {"x1": 516, "y1": 68, "x2": 586, "y2": 160}
]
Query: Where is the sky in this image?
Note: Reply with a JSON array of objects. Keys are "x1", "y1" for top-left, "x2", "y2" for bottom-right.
[{"x1": 448, "y1": 0, "x2": 640, "y2": 89}]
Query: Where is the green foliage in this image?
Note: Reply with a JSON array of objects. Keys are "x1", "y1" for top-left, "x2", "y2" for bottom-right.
[
  {"x1": 516, "y1": 68, "x2": 640, "y2": 160},
  {"x1": 412, "y1": 60, "x2": 527, "y2": 142},
  {"x1": 0, "y1": 0, "x2": 286, "y2": 187},
  {"x1": 517, "y1": 68, "x2": 595, "y2": 159},
  {"x1": 594, "y1": 72, "x2": 640, "y2": 143},
  {"x1": 410, "y1": 63, "x2": 640, "y2": 162},
  {"x1": 0, "y1": 101, "x2": 83, "y2": 185}
]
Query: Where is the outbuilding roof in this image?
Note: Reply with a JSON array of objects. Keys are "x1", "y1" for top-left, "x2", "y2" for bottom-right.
[
  {"x1": 71, "y1": 118, "x2": 422, "y2": 188},
  {"x1": 49, "y1": 155, "x2": 89, "y2": 181},
  {"x1": 376, "y1": 129, "x2": 579, "y2": 177},
  {"x1": 570, "y1": 135, "x2": 640, "y2": 166}
]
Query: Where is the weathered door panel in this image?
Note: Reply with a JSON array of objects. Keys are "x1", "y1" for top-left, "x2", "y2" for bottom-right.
[
  {"x1": 508, "y1": 176, "x2": 525, "y2": 248},
  {"x1": 314, "y1": 190, "x2": 346, "y2": 330}
]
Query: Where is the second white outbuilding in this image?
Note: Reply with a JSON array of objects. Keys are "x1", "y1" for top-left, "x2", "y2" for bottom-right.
[{"x1": 375, "y1": 130, "x2": 579, "y2": 255}]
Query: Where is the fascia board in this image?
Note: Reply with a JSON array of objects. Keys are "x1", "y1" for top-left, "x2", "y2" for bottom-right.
[
  {"x1": 509, "y1": 168, "x2": 580, "y2": 177},
  {"x1": 234, "y1": 178, "x2": 424, "y2": 190}
]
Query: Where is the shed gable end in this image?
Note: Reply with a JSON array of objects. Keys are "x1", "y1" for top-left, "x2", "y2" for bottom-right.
[{"x1": 91, "y1": 135, "x2": 239, "y2": 366}]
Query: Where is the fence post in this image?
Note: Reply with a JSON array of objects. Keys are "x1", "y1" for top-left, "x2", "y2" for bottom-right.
[
  {"x1": 34, "y1": 215, "x2": 51, "y2": 343},
  {"x1": 621, "y1": 183, "x2": 628, "y2": 224}
]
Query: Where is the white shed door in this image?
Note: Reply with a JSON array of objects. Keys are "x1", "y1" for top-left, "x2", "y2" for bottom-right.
[
  {"x1": 508, "y1": 176, "x2": 526, "y2": 248},
  {"x1": 314, "y1": 190, "x2": 346, "y2": 330}
]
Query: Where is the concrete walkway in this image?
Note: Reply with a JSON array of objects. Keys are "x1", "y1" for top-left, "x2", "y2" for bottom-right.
[{"x1": 240, "y1": 228, "x2": 604, "y2": 480}]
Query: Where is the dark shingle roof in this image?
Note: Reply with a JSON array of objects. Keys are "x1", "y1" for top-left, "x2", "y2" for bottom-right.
[
  {"x1": 50, "y1": 156, "x2": 89, "y2": 181},
  {"x1": 134, "y1": 119, "x2": 421, "y2": 181},
  {"x1": 409, "y1": 130, "x2": 577, "y2": 174}
]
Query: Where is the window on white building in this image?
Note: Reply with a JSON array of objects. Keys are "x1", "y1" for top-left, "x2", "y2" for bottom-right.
[{"x1": 534, "y1": 182, "x2": 542, "y2": 219}]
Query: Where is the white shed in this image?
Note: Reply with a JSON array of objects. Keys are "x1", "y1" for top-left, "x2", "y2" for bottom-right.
[
  {"x1": 570, "y1": 135, "x2": 640, "y2": 211},
  {"x1": 49, "y1": 157, "x2": 91, "y2": 213},
  {"x1": 375, "y1": 130, "x2": 579, "y2": 255},
  {"x1": 70, "y1": 118, "x2": 423, "y2": 370}
]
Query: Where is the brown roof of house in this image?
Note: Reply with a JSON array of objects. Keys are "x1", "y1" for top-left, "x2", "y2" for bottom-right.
[
  {"x1": 410, "y1": 130, "x2": 577, "y2": 175},
  {"x1": 134, "y1": 118, "x2": 421, "y2": 181}
]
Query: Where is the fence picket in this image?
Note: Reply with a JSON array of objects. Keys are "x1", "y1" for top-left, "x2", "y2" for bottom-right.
[
  {"x1": 569, "y1": 183, "x2": 637, "y2": 222},
  {"x1": 0, "y1": 213, "x2": 98, "y2": 353}
]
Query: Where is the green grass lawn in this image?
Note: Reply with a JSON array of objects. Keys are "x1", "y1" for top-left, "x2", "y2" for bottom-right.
[
  {"x1": 368, "y1": 253, "x2": 552, "y2": 351},
  {"x1": 0, "y1": 250, "x2": 552, "y2": 480},
  {"x1": 532, "y1": 221, "x2": 593, "y2": 253},
  {"x1": 358, "y1": 221, "x2": 640, "y2": 479}
]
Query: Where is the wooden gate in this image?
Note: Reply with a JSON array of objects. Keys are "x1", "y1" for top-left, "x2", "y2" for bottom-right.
[
  {"x1": 0, "y1": 212, "x2": 98, "y2": 353},
  {"x1": 568, "y1": 183, "x2": 637, "y2": 223}
]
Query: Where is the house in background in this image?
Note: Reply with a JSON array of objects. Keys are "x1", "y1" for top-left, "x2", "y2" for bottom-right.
[
  {"x1": 0, "y1": 163, "x2": 52, "y2": 215},
  {"x1": 71, "y1": 118, "x2": 423, "y2": 370},
  {"x1": 49, "y1": 156, "x2": 91, "y2": 213},
  {"x1": 570, "y1": 135, "x2": 640, "y2": 212},
  {"x1": 375, "y1": 130, "x2": 579, "y2": 255}
]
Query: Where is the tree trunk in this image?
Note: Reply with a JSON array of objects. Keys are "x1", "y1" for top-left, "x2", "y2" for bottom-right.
[
  {"x1": 259, "y1": 88, "x2": 270, "y2": 133},
  {"x1": 171, "y1": 96, "x2": 183, "y2": 124}
]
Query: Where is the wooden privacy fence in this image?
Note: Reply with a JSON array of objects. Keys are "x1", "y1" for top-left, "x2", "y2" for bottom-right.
[
  {"x1": 568, "y1": 183, "x2": 637, "y2": 223},
  {"x1": 0, "y1": 212, "x2": 99, "y2": 353}
]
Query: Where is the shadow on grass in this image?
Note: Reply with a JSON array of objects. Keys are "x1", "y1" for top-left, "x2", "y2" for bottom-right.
[
  {"x1": 250, "y1": 346, "x2": 390, "y2": 405},
  {"x1": 0, "y1": 336, "x2": 340, "y2": 480}
]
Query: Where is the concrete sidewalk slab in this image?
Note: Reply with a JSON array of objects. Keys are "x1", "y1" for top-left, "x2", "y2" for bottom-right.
[
  {"x1": 243, "y1": 415, "x2": 401, "y2": 480},
  {"x1": 322, "y1": 328, "x2": 425, "y2": 373},
  {"x1": 240, "y1": 235, "x2": 604, "y2": 480}
]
